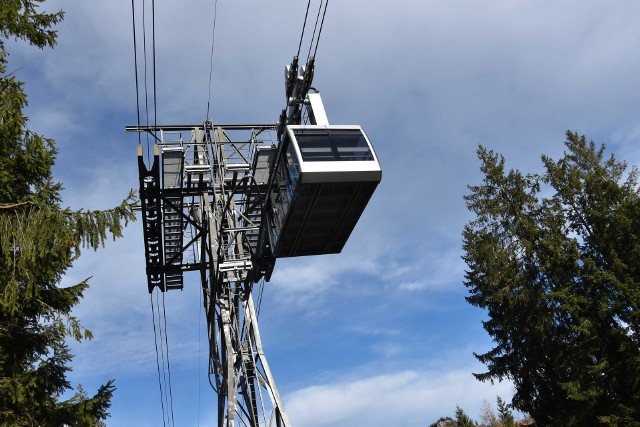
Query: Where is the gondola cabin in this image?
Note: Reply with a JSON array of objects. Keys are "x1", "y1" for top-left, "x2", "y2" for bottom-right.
[{"x1": 271, "y1": 125, "x2": 381, "y2": 257}]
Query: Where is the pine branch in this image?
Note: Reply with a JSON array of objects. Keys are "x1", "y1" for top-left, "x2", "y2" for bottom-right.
[
  {"x1": 30, "y1": 294, "x2": 93, "y2": 341},
  {"x1": 0, "y1": 201, "x2": 38, "y2": 209}
]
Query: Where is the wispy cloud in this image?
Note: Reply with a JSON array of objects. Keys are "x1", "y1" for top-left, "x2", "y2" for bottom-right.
[{"x1": 285, "y1": 367, "x2": 514, "y2": 427}]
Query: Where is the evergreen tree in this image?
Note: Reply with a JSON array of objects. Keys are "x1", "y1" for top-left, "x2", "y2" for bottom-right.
[
  {"x1": 463, "y1": 131, "x2": 640, "y2": 425},
  {"x1": 0, "y1": 1, "x2": 135, "y2": 424},
  {"x1": 455, "y1": 406, "x2": 476, "y2": 427},
  {"x1": 496, "y1": 396, "x2": 514, "y2": 427}
]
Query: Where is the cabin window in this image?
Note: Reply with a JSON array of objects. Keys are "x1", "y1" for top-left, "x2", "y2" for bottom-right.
[
  {"x1": 285, "y1": 143, "x2": 300, "y2": 188},
  {"x1": 293, "y1": 129, "x2": 374, "y2": 162}
]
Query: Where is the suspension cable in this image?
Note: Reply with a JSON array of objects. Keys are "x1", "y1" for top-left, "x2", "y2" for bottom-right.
[
  {"x1": 140, "y1": 0, "x2": 175, "y2": 423},
  {"x1": 150, "y1": 291, "x2": 168, "y2": 427},
  {"x1": 152, "y1": 0, "x2": 158, "y2": 132},
  {"x1": 149, "y1": 10, "x2": 172, "y2": 421},
  {"x1": 297, "y1": 0, "x2": 312, "y2": 58},
  {"x1": 198, "y1": 276, "x2": 204, "y2": 426},
  {"x1": 130, "y1": 0, "x2": 143, "y2": 151},
  {"x1": 156, "y1": 291, "x2": 174, "y2": 427},
  {"x1": 161, "y1": 292, "x2": 176, "y2": 426},
  {"x1": 206, "y1": 0, "x2": 219, "y2": 121},
  {"x1": 306, "y1": 0, "x2": 324, "y2": 61},
  {"x1": 313, "y1": 0, "x2": 329, "y2": 59},
  {"x1": 141, "y1": 0, "x2": 151, "y2": 152}
]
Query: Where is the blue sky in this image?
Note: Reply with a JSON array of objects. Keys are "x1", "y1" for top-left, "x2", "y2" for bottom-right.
[{"x1": 8, "y1": 0, "x2": 640, "y2": 425}]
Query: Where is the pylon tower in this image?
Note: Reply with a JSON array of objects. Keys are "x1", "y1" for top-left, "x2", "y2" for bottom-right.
[
  {"x1": 131, "y1": 56, "x2": 381, "y2": 427},
  {"x1": 134, "y1": 121, "x2": 289, "y2": 426}
]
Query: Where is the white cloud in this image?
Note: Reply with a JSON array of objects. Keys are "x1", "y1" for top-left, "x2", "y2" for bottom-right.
[
  {"x1": 370, "y1": 342, "x2": 404, "y2": 359},
  {"x1": 390, "y1": 244, "x2": 465, "y2": 293},
  {"x1": 285, "y1": 367, "x2": 514, "y2": 427},
  {"x1": 269, "y1": 242, "x2": 383, "y2": 311},
  {"x1": 269, "y1": 236, "x2": 466, "y2": 312},
  {"x1": 346, "y1": 325, "x2": 401, "y2": 337},
  {"x1": 398, "y1": 281, "x2": 429, "y2": 292}
]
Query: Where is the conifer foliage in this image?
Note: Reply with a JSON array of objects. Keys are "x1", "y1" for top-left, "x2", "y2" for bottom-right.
[
  {"x1": 463, "y1": 132, "x2": 640, "y2": 425},
  {"x1": 0, "y1": 1, "x2": 135, "y2": 424}
]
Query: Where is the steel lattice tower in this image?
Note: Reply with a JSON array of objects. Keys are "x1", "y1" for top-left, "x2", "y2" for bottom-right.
[{"x1": 133, "y1": 122, "x2": 289, "y2": 426}]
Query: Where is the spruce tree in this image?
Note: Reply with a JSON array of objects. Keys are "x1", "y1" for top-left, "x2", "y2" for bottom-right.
[
  {"x1": 463, "y1": 131, "x2": 640, "y2": 425},
  {"x1": 496, "y1": 396, "x2": 514, "y2": 427},
  {"x1": 455, "y1": 406, "x2": 476, "y2": 427},
  {"x1": 0, "y1": 1, "x2": 135, "y2": 424}
]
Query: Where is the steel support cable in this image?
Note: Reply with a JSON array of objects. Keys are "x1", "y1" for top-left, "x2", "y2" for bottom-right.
[
  {"x1": 206, "y1": 0, "x2": 219, "y2": 121},
  {"x1": 156, "y1": 290, "x2": 172, "y2": 427},
  {"x1": 141, "y1": 0, "x2": 151, "y2": 153},
  {"x1": 156, "y1": 292, "x2": 171, "y2": 425},
  {"x1": 152, "y1": 0, "x2": 158, "y2": 134},
  {"x1": 161, "y1": 291, "x2": 176, "y2": 427},
  {"x1": 313, "y1": 0, "x2": 329, "y2": 59},
  {"x1": 130, "y1": 0, "x2": 143, "y2": 154},
  {"x1": 150, "y1": 292, "x2": 168, "y2": 427},
  {"x1": 306, "y1": 0, "x2": 324, "y2": 61},
  {"x1": 297, "y1": 0, "x2": 312, "y2": 58},
  {"x1": 198, "y1": 269, "x2": 204, "y2": 426}
]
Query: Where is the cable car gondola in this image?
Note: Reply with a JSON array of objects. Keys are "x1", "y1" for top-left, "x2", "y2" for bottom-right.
[{"x1": 271, "y1": 125, "x2": 381, "y2": 257}]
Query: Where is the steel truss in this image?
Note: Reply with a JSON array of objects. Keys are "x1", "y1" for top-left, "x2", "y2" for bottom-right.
[{"x1": 134, "y1": 122, "x2": 290, "y2": 427}]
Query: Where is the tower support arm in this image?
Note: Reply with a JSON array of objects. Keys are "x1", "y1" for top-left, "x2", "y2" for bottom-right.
[{"x1": 306, "y1": 91, "x2": 329, "y2": 125}]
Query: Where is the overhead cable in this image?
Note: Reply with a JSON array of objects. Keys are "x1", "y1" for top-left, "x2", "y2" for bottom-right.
[
  {"x1": 150, "y1": 292, "x2": 168, "y2": 427},
  {"x1": 156, "y1": 291, "x2": 174, "y2": 427},
  {"x1": 313, "y1": 0, "x2": 329, "y2": 59},
  {"x1": 306, "y1": 0, "x2": 324, "y2": 61},
  {"x1": 137, "y1": 2, "x2": 169, "y2": 422},
  {"x1": 141, "y1": 0, "x2": 151, "y2": 151},
  {"x1": 307, "y1": 0, "x2": 329, "y2": 62},
  {"x1": 161, "y1": 292, "x2": 176, "y2": 427},
  {"x1": 156, "y1": 291, "x2": 171, "y2": 427},
  {"x1": 152, "y1": 0, "x2": 158, "y2": 131},
  {"x1": 198, "y1": 279, "x2": 204, "y2": 426},
  {"x1": 297, "y1": 0, "x2": 312, "y2": 58},
  {"x1": 130, "y1": 0, "x2": 142, "y2": 150},
  {"x1": 206, "y1": 0, "x2": 219, "y2": 120}
]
